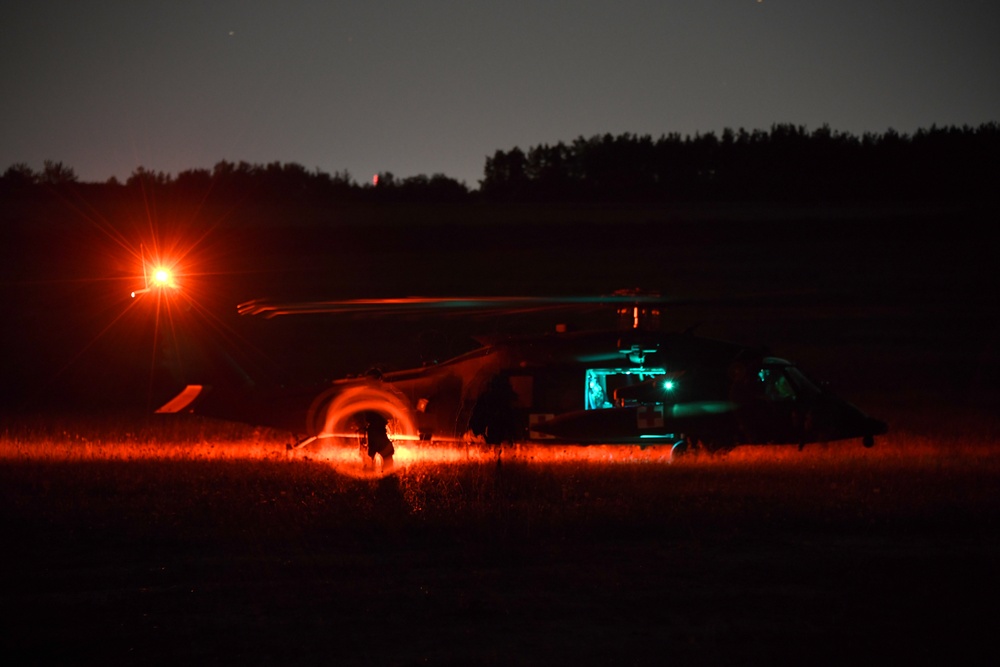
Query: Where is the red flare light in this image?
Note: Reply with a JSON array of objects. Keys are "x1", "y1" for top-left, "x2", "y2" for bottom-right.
[{"x1": 131, "y1": 255, "x2": 180, "y2": 298}]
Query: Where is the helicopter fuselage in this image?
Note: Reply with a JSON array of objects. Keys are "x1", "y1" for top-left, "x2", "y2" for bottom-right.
[{"x1": 160, "y1": 326, "x2": 887, "y2": 451}]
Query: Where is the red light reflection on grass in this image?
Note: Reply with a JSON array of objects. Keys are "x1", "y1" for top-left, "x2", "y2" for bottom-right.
[
  {"x1": 0, "y1": 435, "x2": 674, "y2": 469},
  {"x1": 3, "y1": 418, "x2": 932, "y2": 473}
]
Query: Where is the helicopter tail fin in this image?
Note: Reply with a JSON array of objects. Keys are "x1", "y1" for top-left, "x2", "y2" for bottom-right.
[{"x1": 154, "y1": 384, "x2": 204, "y2": 413}]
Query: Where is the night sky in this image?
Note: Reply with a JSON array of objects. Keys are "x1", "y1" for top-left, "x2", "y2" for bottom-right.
[{"x1": 3, "y1": 1, "x2": 997, "y2": 188}]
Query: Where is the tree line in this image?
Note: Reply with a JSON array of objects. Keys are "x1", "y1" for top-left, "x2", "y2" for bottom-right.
[
  {"x1": 481, "y1": 123, "x2": 999, "y2": 203},
  {"x1": 3, "y1": 123, "x2": 998, "y2": 204},
  {"x1": 0, "y1": 159, "x2": 469, "y2": 204}
]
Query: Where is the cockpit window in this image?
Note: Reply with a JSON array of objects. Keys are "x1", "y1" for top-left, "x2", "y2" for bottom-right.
[
  {"x1": 586, "y1": 370, "x2": 613, "y2": 409},
  {"x1": 757, "y1": 363, "x2": 821, "y2": 402},
  {"x1": 783, "y1": 365, "x2": 821, "y2": 397},
  {"x1": 759, "y1": 368, "x2": 796, "y2": 401},
  {"x1": 585, "y1": 368, "x2": 667, "y2": 409}
]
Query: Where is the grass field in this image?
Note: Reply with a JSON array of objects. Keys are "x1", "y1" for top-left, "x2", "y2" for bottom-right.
[{"x1": 2, "y1": 411, "x2": 997, "y2": 665}]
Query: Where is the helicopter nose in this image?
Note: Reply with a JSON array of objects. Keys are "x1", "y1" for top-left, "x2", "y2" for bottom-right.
[
  {"x1": 868, "y1": 417, "x2": 888, "y2": 435},
  {"x1": 814, "y1": 398, "x2": 888, "y2": 446},
  {"x1": 865, "y1": 416, "x2": 888, "y2": 446}
]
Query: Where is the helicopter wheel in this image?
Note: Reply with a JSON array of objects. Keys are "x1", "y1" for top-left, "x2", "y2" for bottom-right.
[
  {"x1": 671, "y1": 439, "x2": 689, "y2": 457},
  {"x1": 671, "y1": 436, "x2": 699, "y2": 458}
]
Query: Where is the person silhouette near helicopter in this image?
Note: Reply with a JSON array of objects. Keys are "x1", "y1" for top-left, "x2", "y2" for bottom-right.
[{"x1": 362, "y1": 411, "x2": 394, "y2": 471}]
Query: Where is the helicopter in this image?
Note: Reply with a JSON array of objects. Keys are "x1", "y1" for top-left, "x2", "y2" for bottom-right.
[{"x1": 151, "y1": 290, "x2": 888, "y2": 459}]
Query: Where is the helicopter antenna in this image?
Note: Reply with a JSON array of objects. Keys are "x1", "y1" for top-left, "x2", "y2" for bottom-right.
[{"x1": 131, "y1": 244, "x2": 151, "y2": 298}]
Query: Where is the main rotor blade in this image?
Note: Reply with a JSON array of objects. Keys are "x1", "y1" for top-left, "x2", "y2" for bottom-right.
[
  {"x1": 235, "y1": 289, "x2": 832, "y2": 320},
  {"x1": 237, "y1": 294, "x2": 667, "y2": 318}
]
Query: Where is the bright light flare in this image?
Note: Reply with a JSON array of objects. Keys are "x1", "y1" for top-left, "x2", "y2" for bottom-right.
[
  {"x1": 130, "y1": 243, "x2": 182, "y2": 298},
  {"x1": 130, "y1": 263, "x2": 179, "y2": 297},
  {"x1": 152, "y1": 267, "x2": 172, "y2": 287}
]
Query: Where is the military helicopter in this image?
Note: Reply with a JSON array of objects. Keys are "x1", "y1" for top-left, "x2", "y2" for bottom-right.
[{"x1": 152, "y1": 289, "x2": 888, "y2": 459}]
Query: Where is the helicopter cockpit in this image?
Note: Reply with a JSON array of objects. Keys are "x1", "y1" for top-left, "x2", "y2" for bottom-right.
[
  {"x1": 757, "y1": 358, "x2": 823, "y2": 403},
  {"x1": 585, "y1": 368, "x2": 668, "y2": 410}
]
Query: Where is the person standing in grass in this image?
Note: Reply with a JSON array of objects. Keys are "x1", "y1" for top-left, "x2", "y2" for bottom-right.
[{"x1": 364, "y1": 411, "x2": 394, "y2": 471}]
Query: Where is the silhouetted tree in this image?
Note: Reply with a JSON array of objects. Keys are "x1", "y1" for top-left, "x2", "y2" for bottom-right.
[
  {"x1": 126, "y1": 166, "x2": 169, "y2": 189},
  {"x1": 525, "y1": 142, "x2": 577, "y2": 199},
  {"x1": 481, "y1": 147, "x2": 529, "y2": 197},
  {"x1": 1, "y1": 162, "x2": 38, "y2": 188},
  {"x1": 174, "y1": 168, "x2": 213, "y2": 196},
  {"x1": 40, "y1": 160, "x2": 77, "y2": 185}
]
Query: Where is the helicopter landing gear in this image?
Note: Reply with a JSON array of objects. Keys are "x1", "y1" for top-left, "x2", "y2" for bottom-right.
[
  {"x1": 671, "y1": 438, "x2": 690, "y2": 458},
  {"x1": 671, "y1": 435, "x2": 716, "y2": 458}
]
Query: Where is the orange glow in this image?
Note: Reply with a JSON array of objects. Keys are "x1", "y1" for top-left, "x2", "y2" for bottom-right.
[
  {"x1": 153, "y1": 268, "x2": 171, "y2": 286},
  {"x1": 155, "y1": 385, "x2": 204, "y2": 413},
  {"x1": 146, "y1": 260, "x2": 179, "y2": 290},
  {"x1": 317, "y1": 384, "x2": 419, "y2": 445},
  {"x1": 290, "y1": 440, "x2": 678, "y2": 479},
  {"x1": 1, "y1": 427, "x2": 936, "y2": 473},
  {"x1": 391, "y1": 442, "x2": 676, "y2": 466},
  {"x1": 0, "y1": 436, "x2": 673, "y2": 465},
  {"x1": 26, "y1": 438, "x2": 904, "y2": 473},
  {"x1": 131, "y1": 255, "x2": 181, "y2": 297}
]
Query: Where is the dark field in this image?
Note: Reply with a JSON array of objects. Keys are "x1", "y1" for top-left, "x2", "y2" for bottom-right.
[
  {"x1": 1, "y1": 201, "x2": 998, "y2": 664},
  {"x1": 2, "y1": 416, "x2": 998, "y2": 666}
]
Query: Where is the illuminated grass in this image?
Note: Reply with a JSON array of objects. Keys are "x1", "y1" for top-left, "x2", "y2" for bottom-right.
[
  {"x1": 2, "y1": 410, "x2": 998, "y2": 548},
  {"x1": 2, "y1": 409, "x2": 998, "y2": 667}
]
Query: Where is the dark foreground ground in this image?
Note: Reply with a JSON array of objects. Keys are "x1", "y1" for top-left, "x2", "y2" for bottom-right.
[{"x1": 1, "y1": 421, "x2": 998, "y2": 666}]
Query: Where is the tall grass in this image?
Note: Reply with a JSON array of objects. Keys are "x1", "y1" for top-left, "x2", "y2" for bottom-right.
[{"x1": 2, "y1": 410, "x2": 998, "y2": 551}]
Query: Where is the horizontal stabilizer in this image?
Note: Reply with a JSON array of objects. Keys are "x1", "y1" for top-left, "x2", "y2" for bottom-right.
[{"x1": 155, "y1": 385, "x2": 204, "y2": 413}]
